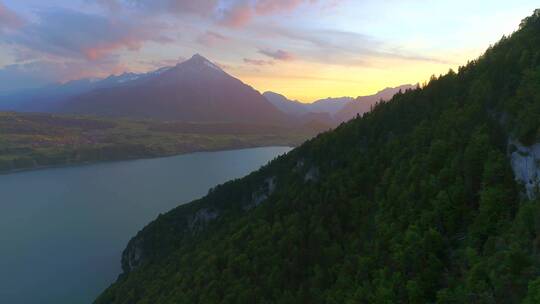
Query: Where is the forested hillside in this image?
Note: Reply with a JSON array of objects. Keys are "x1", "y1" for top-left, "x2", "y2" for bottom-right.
[{"x1": 96, "y1": 10, "x2": 540, "y2": 304}]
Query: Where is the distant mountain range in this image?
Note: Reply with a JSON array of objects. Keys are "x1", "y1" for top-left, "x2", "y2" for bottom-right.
[
  {"x1": 334, "y1": 85, "x2": 417, "y2": 122},
  {"x1": 0, "y1": 54, "x2": 414, "y2": 127},
  {"x1": 263, "y1": 84, "x2": 416, "y2": 124},
  {"x1": 263, "y1": 92, "x2": 354, "y2": 117},
  {"x1": 0, "y1": 67, "x2": 172, "y2": 112},
  {"x1": 0, "y1": 55, "x2": 286, "y2": 125}
]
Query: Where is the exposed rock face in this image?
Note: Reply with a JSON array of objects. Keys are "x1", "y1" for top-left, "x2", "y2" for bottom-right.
[
  {"x1": 509, "y1": 139, "x2": 540, "y2": 199},
  {"x1": 295, "y1": 159, "x2": 305, "y2": 170},
  {"x1": 121, "y1": 208, "x2": 221, "y2": 273},
  {"x1": 266, "y1": 177, "x2": 277, "y2": 193},
  {"x1": 120, "y1": 174, "x2": 284, "y2": 274},
  {"x1": 294, "y1": 159, "x2": 320, "y2": 182},
  {"x1": 304, "y1": 166, "x2": 320, "y2": 182},
  {"x1": 249, "y1": 177, "x2": 277, "y2": 209},
  {"x1": 188, "y1": 208, "x2": 219, "y2": 231},
  {"x1": 122, "y1": 237, "x2": 144, "y2": 272}
]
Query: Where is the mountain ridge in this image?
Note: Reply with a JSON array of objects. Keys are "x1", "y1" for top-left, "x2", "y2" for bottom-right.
[
  {"x1": 1, "y1": 55, "x2": 413, "y2": 129},
  {"x1": 335, "y1": 84, "x2": 417, "y2": 122},
  {"x1": 264, "y1": 84, "x2": 415, "y2": 124},
  {"x1": 43, "y1": 54, "x2": 292, "y2": 125}
]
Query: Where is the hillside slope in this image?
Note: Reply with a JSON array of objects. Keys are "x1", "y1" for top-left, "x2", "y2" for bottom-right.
[
  {"x1": 263, "y1": 92, "x2": 309, "y2": 116},
  {"x1": 96, "y1": 10, "x2": 540, "y2": 304},
  {"x1": 335, "y1": 84, "x2": 416, "y2": 122}
]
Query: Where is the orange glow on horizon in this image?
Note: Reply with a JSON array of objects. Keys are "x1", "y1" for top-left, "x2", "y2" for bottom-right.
[{"x1": 225, "y1": 48, "x2": 482, "y2": 102}]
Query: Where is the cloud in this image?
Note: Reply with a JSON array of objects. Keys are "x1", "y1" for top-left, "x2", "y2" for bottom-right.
[
  {"x1": 0, "y1": 1, "x2": 24, "y2": 31},
  {"x1": 3, "y1": 8, "x2": 173, "y2": 61},
  {"x1": 123, "y1": 0, "x2": 327, "y2": 27},
  {"x1": 219, "y1": 0, "x2": 331, "y2": 28},
  {"x1": 243, "y1": 58, "x2": 274, "y2": 66},
  {"x1": 91, "y1": 0, "x2": 123, "y2": 13},
  {"x1": 258, "y1": 49, "x2": 295, "y2": 61},
  {"x1": 254, "y1": 0, "x2": 308, "y2": 15},
  {"x1": 0, "y1": 6, "x2": 179, "y2": 90},
  {"x1": 196, "y1": 30, "x2": 230, "y2": 47},
  {"x1": 259, "y1": 27, "x2": 378, "y2": 65},
  {"x1": 127, "y1": 0, "x2": 219, "y2": 16},
  {"x1": 220, "y1": 2, "x2": 253, "y2": 28},
  {"x1": 267, "y1": 27, "x2": 378, "y2": 54},
  {"x1": 254, "y1": 26, "x2": 453, "y2": 66},
  {"x1": 97, "y1": 0, "x2": 345, "y2": 29}
]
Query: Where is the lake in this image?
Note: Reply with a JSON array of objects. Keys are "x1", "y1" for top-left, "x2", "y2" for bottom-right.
[{"x1": 0, "y1": 147, "x2": 292, "y2": 304}]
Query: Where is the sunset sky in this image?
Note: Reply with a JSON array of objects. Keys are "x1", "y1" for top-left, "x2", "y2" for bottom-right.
[{"x1": 0, "y1": 0, "x2": 538, "y2": 101}]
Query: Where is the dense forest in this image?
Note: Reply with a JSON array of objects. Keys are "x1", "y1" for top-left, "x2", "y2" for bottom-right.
[
  {"x1": 95, "y1": 10, "x2": 540, "y2": 303},
  {"x1": 0, "y1": 112, "x2": 317, "y2": 173}
]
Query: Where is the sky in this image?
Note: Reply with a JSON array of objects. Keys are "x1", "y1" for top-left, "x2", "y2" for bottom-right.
[{"x1": 0, "y1": 0, "x2": 538, "y2": 102}]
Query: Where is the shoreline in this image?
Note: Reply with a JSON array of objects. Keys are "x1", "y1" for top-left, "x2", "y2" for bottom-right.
[{"x1": 0, "y1": 144, "x2": 294, "y2": 176}]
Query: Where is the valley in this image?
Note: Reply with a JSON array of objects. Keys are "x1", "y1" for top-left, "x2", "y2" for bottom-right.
[
  {"x1": 0, "y1": 111, "x2": 317, "y2": 173},
  {"x1": 0, "y1": 55, "x2": 408, "y2": 174}
]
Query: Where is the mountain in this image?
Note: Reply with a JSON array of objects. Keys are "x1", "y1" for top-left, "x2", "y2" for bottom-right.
[
  {"x1": 307, "y1": 96, "x2": 354, "y2": 115},
  {"x1": 0, "y1": 68, "x2": 172, "y2": 112},
  {"x1": 263, "y1": 91, "x2": 308, "y2": 116},
  {"x1": 262, "y1": 92, "x2": 337, "y2": 128},
  {"x1": 264, "y1": 86, "x2": 413, "y2": 124},
  {"x1": 335, "y1": 84, "x2": 416, "y2": 122},
  {"x1": 39, "y1": 55, "x2": 288, "y2": 124},
  {"x1": 95, "y1": 10, "x2": 540, "y2": 304},
  {"x1": 263, "y1": 92, "x2": 352, "y2": 117},
  {"x1": 0, "y1": 79, "x2": 95, "y2": 111},
  {"x1": 2, "y1": 55, "x2": 407, "y2": 127}
]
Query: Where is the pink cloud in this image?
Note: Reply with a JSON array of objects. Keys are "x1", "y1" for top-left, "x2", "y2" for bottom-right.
[
  {"x1": 220, "y1": 3, "x2": 253, "y2": 28},
  {"x1": 259, "y1": 49, "x2": 295, "y2": 61},
  {"x1": 243, "y1": 58, "x2": 274, "y2": 66},
  {"x1": 75, "y1": 27, "x2": 172, "y2": 61},
  {"x1": 0, "y1": 1, "x2": 24, "y2": 30},
  {"x1": 220, "y1": 0, "x2": 325, "y2": 28},
  {"x1": 106, "y1": 0, "x2": 344, "y2": 29},
  {"x1": 82, "y1": 35, "x2": 172, "y2": 60},
  {"x1": 82, "y1": 39, "x2": 143, "y2": 60},
  {"x1": 196, "y1": 30, "x2": 230, "y2": 47},
  {"x1": 254, "y1": 0, "x2": 308, "y2": 14},
  {"x1": 6, "y1": 8, "x2": 174, "y2": 61}
]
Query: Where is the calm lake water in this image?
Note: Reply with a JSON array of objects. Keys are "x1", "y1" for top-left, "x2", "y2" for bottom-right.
[{"x1": 0, "y1": 147, "x2": 291, "y2": 304}]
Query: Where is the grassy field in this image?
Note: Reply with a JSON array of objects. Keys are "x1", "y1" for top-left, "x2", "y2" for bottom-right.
[{"x1": 0, "y1": 112, "x2": 321, "y2": 173}]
